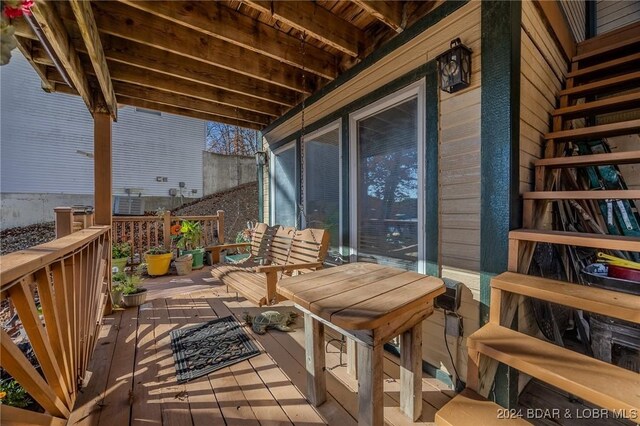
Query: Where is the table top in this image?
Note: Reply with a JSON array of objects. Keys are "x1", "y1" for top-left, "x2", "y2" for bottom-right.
[{"x1": 277, "y1": 262, "x2": 445, "y2": 330}]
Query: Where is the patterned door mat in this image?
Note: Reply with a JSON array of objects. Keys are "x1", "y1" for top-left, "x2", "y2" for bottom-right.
[{"x1": 170, "y1": 315, "x2": 260, "y2": 383}]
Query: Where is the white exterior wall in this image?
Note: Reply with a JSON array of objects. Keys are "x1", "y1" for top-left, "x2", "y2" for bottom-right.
[
  {"x1": 1, "y1": 53, "x2": 205, "y2": 227},
  {"x1": 597, "y1": 0, "x2": 640, "y2": 34}
]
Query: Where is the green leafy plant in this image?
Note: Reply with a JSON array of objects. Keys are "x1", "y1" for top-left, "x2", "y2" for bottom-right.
[
  {"x1": 115, "y1": 274, "x2": 145, "y2": 295},
  {"x1": 146, "y1": 245, "x2": 170, "y2": 255},
  {"x1": 112, "y1": 241, "x2": 131, "y2": 259},
  {"x1": 175, "y1": 220, "x2": 202, "y2": 250},
  {"x1": 112, "y1": 272, "x2": 127, "y2": 292},
  {"x1": 0, "y1": 379, "x2": 32, "y2": 408}
]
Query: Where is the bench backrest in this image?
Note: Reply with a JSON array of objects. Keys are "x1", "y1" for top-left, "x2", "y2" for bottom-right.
[
  {"x1": 249, "y1": 223, "x2": 278, "y2": 258},
  {"x1": 266, "y1": 226, "x2": 296, "y2": 265},
  {"x1": 287, "y1": 228, "x2": 330, "y2": 273}
]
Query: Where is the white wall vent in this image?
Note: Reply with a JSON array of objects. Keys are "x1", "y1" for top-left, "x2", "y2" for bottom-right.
[{"x1": 113, "y1": 196, "x2": 145, "y2": 216}]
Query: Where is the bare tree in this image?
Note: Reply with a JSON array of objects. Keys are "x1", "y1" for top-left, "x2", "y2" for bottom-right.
[{"x1": 205, "y1": 122, "x2": 259, "y2": 156}]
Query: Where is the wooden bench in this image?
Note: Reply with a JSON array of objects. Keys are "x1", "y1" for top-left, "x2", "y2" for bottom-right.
[
  {"x1": 205, "y1": 222, "x2": 277, "y2": 266},
  {"x1": 211, "y1": 226, "x2": 330, "y2": 306},
  {"x1": 435, "y1": 389, "x2": 531, "y2": 425}
]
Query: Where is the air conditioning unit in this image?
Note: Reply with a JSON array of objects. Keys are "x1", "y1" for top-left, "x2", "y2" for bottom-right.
[{"x1": 113, "y1": 196, "x2": 145, "y2": 216}]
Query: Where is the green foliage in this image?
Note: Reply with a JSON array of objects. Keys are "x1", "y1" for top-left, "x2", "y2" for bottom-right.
[
  {"x1": 0, "y1": 379, "x2": 32, "y2": 408},
  {"x1": 175, "y1": 220, "x2": 202, "y2": 250},
  {"x1": 113, "y1": 273, "x2": 144, "y2": 295},
  {"x1": 112, "y1": 241, "x2": 131, "y2": 259},
  {"x1": 146, "y1": 245, "x2": 169, "y2": 255}
]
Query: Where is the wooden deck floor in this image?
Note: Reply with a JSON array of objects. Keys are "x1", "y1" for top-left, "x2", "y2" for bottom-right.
[{"x1": 68, "y1": 269, "x2": 454, "y2": 425}]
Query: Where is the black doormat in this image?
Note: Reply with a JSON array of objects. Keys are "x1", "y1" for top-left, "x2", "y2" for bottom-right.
[{"x1": 170, "y1": 315, "x2": 260, "y2": 383}]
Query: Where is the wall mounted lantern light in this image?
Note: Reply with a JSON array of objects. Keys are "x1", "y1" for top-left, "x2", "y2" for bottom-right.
[
  {"x1": 255, "y1": 151, "x2": 268, "y2": 167},
  {"x1": 436, "y1": 38, "x2": 472, "y2": 94}
]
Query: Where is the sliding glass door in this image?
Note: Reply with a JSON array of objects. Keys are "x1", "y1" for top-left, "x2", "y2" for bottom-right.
[
  {"x1": 350, "y1": 82, "x2": 425, "y2": 271},
  {"x1": 271, "y1": 142, "x2": 297, "y2": 226}
]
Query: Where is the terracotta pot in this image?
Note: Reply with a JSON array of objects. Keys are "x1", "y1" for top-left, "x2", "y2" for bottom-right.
[{"x1": 122, "y1": 289, "x2": 148, "y2": 307}]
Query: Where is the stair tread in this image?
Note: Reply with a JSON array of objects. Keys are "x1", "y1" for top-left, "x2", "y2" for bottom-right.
[
  {"x1": 544, "y1": 119, "x2": 640, "y2": 141},
  {"x1": 572, "y1": 35, "x2": 640, "y2": 63},
  {"x1": 552, "y1": 92, "x2": 640, "y2": 118},
  {"x1": 492, "y1": 272, "x2": 640, "y2": 323},
  {"x1": 435, "y1": 389, "x2": 532, "y2": 426},
  {"x1": 522, "y1": 190, "x2": 640, "y2": 200},
  {"x1": 567, "y1": 52, "x2": 640, "y2": 79},
  {"x1": 509, "y1": 229, "x2": 640, "y2": 252},
  {"x1": 559, "y1": 71, "x2": 640, "y2": 97},
  {"x1": 468, "y1": 324, "x2": 640, "y2": 413},
  {"x1": 535, "y1": 150, "x2": 640, "y2": 168}
]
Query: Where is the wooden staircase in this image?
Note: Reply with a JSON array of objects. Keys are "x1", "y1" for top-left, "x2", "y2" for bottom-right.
[{"x1": 435, "y1": 23, "x2": 640, "y2": 426}]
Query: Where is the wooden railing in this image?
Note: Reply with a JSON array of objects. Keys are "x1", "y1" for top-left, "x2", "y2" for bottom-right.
[
  {"x1": 0, "y1": 226, "x2": 111, "y2": 424},
  {"x1": 112, "y1": 210, "x2": 225, "y2": 261}
]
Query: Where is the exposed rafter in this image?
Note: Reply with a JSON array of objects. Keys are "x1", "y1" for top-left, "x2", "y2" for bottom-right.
[
  {"x1": 81, "y1": 1, "x2": 319, "y2": 94},
  {"x1": 117, "y1": 0, "x2": 338, "y2": 80},
  {"x1": 52, "y1": 83, "x2": 262, "y2": 130},
  {"x1": 68, "y1": 0, "x2": 118, "y2": 119},
  {"x1": 242, "y1": 0, "x2": 364, "y2": 57},
  {"x1": 353, "y1": 1, "x2": 406, "y2": 33},
  {"x1": 13, "y1": 36, "x2": 54, "y2": 92},
  {"x1": 29, "y1": 1, "x2": 96, "y2": 113}
]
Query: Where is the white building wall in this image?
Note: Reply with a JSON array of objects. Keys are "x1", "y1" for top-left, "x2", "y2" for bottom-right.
[
  {"x1": 1, "y1": 53, "x2": 205, "y2": 227},
  {"x1": 597, "y1": 0, "x2": 640, "y2": 34}
]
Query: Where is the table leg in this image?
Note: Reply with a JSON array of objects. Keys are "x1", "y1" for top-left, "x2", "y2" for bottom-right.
[
  {"x1": 357, "y1": 343, "x2": 383, "y2": 426},
  {"x1": 400, "y1": 322, "x2": 422, "y2": 421},
  {"x1": 346, "y1": 337, "x2": 358, "y2": 378},
  {"x1": 304, "y1": 313, "x2": 326, "y2": 406}
]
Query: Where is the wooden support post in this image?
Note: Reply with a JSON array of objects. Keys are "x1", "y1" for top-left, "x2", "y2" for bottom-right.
[
  {"x1": 400, "y1": 323, "x2": 422, "y2": 421},
  {"x1": 94, "y1": 113, "x2": 112, "y2": 226},
  {"x1": 54, "y1": 207, "x2": 74, "y2": 238},
  {"x1": 217, "y1": 210, "x2": 225, "y2": 243},
  {"x1": 346, "y1": 337, "x2": 358, "y2": 378},
  {"x1": 94, "y1": 112, "x2": 112, "y2": 315},
  {"x1": 357, "y1": 343, "x2": 384, "y2": 426},
  {"x1": 304, "y1": 313, "x2": 326, "y2": 406},
  {"x1": 163, "y1": 210, "x2": 172, "y2": 249},
  {"x1": 489, "y1": 288, "x2": 503, "y2": 325}
]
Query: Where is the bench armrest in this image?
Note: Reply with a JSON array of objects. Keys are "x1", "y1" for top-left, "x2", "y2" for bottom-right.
[
  {"x1": 256, "y1": 262, "x2": 322, "y2": 273},
  {"x1": 204, "y1": 242, "x2": 250, "y2": 263}
]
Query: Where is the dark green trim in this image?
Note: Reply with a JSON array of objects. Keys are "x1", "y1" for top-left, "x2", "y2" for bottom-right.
[
  {"x1": 263, "y1": 0, "x2": 469, "y2": 137},
  {"x1": 257, "y1": 165, "x2": 264, "y2": 223},
  {"x1": 585, "y1": 0, "x2": 597, "y2": 39},
  {"x1": 425, "y1": 61, "x2": 439, "y2": 277},
  {"x1": 480, "y1": 0, "x2": 522, "y2": 408},
  {"x1": 340, "y1": 116, "x2": 350, "y2": 258},
  {"x1": 296, "y1": 138, "x2": 303, "y2": 228}
]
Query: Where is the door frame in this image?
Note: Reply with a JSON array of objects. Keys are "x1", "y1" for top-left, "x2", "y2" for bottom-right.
[{"x1": 348, "y1": 79, "x2": 426, "y2": 272}]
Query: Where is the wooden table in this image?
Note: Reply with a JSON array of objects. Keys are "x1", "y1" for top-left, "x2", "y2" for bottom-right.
[{"x1": 277, "y1": 262, "x2": 445, "y2": 425}]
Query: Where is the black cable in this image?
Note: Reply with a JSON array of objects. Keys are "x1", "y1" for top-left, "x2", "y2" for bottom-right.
[{"x1": 443, "y1": 309, "x2": 464, "y2": 392}]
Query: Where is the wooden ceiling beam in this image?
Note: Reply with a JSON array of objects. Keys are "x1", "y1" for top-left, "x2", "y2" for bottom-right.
[
  {"x1": 82, "y1": 1, "x2": 317, "y2": 94},
  {"x1": 29, "y1": 0, "x2": 95, "y2": 113},
  {"x1": 52, "y1": 83, "x2": 263, "y2": 130},
  {"x1": 117, "y1": 0, "x2": 337, "y2": 80},
  {"x1": 13, "y1": 36, "x2": 54, "y2": 92},
  {"x1": 353, "y1": 1, "x2": 406, "y2": 33},
  {"x1": 43, "y1": 57, "x2": 284, "y2": 118},
  {"x1": 242, "y1": 0, "x2": 363, "y2": 57},
  {"x1": 69, "y1": 0, "x2": 118, "y2": 119}
]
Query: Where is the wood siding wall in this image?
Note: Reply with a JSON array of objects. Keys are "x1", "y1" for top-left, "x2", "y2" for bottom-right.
[
  {"x1": 597, "y1": 0, "x2": 640, "y2": 35},
  {"x1": 560, "y1": 0, "x2": 586, "y2": 42},
  {"x1": 520, "y1": 0, "x2": 569, "y2": 194}
]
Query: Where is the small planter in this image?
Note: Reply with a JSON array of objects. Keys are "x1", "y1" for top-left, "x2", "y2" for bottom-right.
[
  {"x1": 111, "y1": 289, "x2": 123, "y2": 306},
  {"x1": 175, "y1": 254, "x2": 193, "y2": 276},
  {"x1": 181, "y1": 249, "x2": 205, "y2": 269},
  {"x1": 112, "y1": 257, "x2": 128, "y2": 273},
  {"x1": 122, "y1": 288, "x2": 148, "y2": 307},
  {"x1": 145, "y1": 252, "x2": 173, "y2": 276}
]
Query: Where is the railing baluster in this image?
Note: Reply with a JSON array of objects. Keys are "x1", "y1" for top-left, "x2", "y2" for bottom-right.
[
  {"x1": 34, "y1": 266, "x2": 73, "y2": 399},
  {"x1": 51, "y1": 260, "x2": 75, "y2": 397},
  {"x1": 7, "y1": 280, "x2": 72, "y2": 409},
  {"x1": 0, "y1": 329, "x2": 70, "y2": 418}
]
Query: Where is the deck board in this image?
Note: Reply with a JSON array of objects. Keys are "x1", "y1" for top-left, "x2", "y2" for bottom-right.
[{"x1": 69, "y1": 273, "x2": 451, "y2": 425}]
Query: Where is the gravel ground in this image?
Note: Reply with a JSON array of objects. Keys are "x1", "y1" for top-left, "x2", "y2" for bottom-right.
[
  {"x1": 0, "y1": 222, "x2": 56, "y2": 255},
  {"x1": 174, "y1": 181, "x2": 258, "y2": 243}
]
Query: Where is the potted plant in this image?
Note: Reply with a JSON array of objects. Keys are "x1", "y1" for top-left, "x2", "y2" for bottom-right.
[
  {"x1": 120, "y1": 274, "x2": 148, "y2": 307},
  {"x1": 144, "y1": 245, "x2": 172, "y2": 276},
  {"x1": 0, "y1": 379, "x2": 32, "y2": 408},
  {"x1": 174, "y1": 253, "x2": 193, "y2": 276},
  {"x1": 111, "y1": 272, "x2": 127, "y2": 307},
  {"x1": 112, "y1": 241, "x2": 131, "y2": 273},
  {"x1": 175, "y1": 220, "x2": 205, "y2": 269}
]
